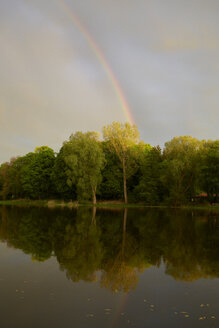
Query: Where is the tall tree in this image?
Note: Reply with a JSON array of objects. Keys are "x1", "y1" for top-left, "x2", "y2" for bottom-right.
[
  {"x1": 103, "y1": 122, "x2": 139, "y2": 203},
  {"x1": 135, "y1": 146, "x2": 163, "y2": 203},
  {"x1": 51, "y1": 146, "x2": 77, "y2": 200},
  {"x1": 200, "y1": 140, "x2": 219, "y2": 203},
  {"x1": 22, "y1": 147, "x2": 55, "y2": 199},
  {"x1": 62, "y1": 131, "x2": 105, "y2": 204},
  {"x1": 161, "y1": 136, "x2": 202, "y2": 205},
  {"x1": 98, "y1": 142, "x2": 123, "y2": 200}
]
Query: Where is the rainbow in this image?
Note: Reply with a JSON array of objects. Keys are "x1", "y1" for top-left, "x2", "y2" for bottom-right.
[
  {"x1": 57, "y1": 0, "x2": 134, "y2": 125},
  {"x1": 112, "y1": 293, "x2": 129, "y2": 326}
]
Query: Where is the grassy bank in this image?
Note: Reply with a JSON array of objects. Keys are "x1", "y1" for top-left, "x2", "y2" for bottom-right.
[
  {"x1": 0, "y1": 199, "x2": 151, "y2": 208},
  {"x1": 0, "y1": 199, "x2": 219, "y2": 211},
  {"x1": 181, "y1": 204, "x2": 219, "y2": 211},
  {"x1": 0, "y1": 199, "x2": 78, "y2": 208}
]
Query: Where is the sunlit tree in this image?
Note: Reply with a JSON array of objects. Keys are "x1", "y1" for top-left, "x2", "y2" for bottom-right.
[
  {"x1": 103, "y1": 122, "x2": 140, "y2": 203},
  {"x1": 62, "y1": 131, "x2": 105, "y2": 204}
]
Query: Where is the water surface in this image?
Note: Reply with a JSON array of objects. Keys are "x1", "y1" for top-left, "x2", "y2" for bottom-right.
[{"x1": 0, "y1": 206, "x2": 218, "y2": 327}]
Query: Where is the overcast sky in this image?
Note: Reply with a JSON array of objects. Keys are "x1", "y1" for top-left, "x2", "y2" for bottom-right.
[{"x1": 0, "y1": 0, "x2": 218, "y2": 162}]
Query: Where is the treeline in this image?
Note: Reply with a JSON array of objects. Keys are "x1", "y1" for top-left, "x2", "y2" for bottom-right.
[{"x1": 0, "y1": 122, "x2": 218, "y2": 205}]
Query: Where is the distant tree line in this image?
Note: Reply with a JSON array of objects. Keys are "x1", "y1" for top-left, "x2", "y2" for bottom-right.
[{"x1": 0, "y1": 122, "x2": 218, "y2": 205}]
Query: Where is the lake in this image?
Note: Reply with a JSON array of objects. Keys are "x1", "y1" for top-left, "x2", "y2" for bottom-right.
[{"x1": 0, "y1": 205, "x2": 218, "y2": 327}]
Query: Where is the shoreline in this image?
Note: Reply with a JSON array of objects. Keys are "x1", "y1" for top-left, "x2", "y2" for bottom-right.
[{"x1": 0, "y1": 199, "x2": 218, "y2": 211}]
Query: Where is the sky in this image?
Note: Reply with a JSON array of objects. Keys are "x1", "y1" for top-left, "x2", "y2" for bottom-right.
[{"x1": 0, "y1": 0, "x2": 218, "y2": 162}]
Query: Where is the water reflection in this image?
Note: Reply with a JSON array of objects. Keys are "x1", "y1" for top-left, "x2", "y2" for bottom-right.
[{"x1": 0, "y1": 206, "x2": 218, "y2": 292}]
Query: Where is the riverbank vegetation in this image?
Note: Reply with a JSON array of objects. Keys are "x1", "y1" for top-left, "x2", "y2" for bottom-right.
[{"x1": 0, "y1": 122, "x2": 218, "y2": 205}]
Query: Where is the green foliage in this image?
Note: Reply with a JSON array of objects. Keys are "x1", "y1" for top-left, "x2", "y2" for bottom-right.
[
  {"x1": 51, "y1": 147, "x2": 76, "y2": 200},
  {"x1": 200, "y1": 140, "x2": 219, "y2": 203},
  {"x1": 161, "y1": 136, "x2": 202, "y2": 205},
  {"x1": 98, "y1": 142, "x2": 123, "y2": 200},
  {"x1": 7, "y1": 157, "x2": 27, "y2": 198},
  {"x1": 103, "y1": 122, "x2": 140, "y2": 203},
  {"x1": 103, "y1": 122, "x2": 140, "y2": 161},
  {"x1": 0, "y1": 162, "x2": 10, "y2": 199},
  {"x1": 21, "y1": 147, "x2": 55, "y2": 199},
  {"x1": 0, "y1": 154, "x2": 36, "y2": 199},
  {"x1": 0, "y1": 123, "x2": 218, "y2": 205},
  {"x1": 134, "y1": 146, "x2": 163, "y2": 203},
  {"x1": 62, "y1": 131, "x2": 105, "y2": 203}
]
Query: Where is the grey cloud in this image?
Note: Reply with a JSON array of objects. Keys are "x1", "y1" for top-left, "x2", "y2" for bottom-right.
[{"x1": 0, "y1": 0, "x2": 218, "y2": 162}]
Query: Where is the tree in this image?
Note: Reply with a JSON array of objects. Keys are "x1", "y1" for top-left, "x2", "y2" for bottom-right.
[
  {"x1": 135, "y1": 146, "x2": 163, "y2": 203},
  {"x1": 161, "y1": 136, "x2": 202, "y2": 205},
  {"x1": 0, "y1": 157, "x2": 27, "y2": 199},
  {"x1": 22, "y1": 146, "x2": 55, "y2": 199},
  {"x1": 62, "y1": 131, "x2": 105, "y2": 204},
  {"x1": 51, "y1": 146, "x2": 77, "y2": 200},
  {"x1": 98, "y1": 142, "x2": 123, "y2": 200},
  {"x1": 103, "y1": 122, "x2": 140, "y2": 203},
  {"x1": 200, "y1": 140, "x2": 219, "y2": 203},
  {"x1": 0, "y1": 162, "x2": 10, "y2": 199}
]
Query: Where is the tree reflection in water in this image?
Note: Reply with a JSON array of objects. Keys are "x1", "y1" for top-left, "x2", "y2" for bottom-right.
[
  {"x1": 0, "y1": 206, "x2": 218, "y2": 292},
  {"x1": 101, "y1": 208, "x2": 139, "y2": 293}
]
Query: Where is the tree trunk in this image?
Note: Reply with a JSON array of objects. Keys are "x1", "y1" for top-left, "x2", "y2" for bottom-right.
[
  {"x1": 92, "y1": 186, "x2": 96, "y2": 204},
  {"x1": 123, "y1": 158, "x2": 128, "y2": 204}
]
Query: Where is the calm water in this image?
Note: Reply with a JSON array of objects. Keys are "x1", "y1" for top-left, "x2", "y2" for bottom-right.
[{"x1": 0, "y1": 206, "x2": 218, "y2": 328}]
